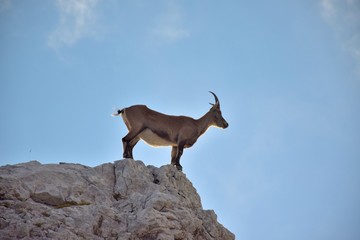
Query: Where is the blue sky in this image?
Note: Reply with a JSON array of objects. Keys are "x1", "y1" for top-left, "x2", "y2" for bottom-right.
[{"x1": 1, "y1": 0, "x2": 360, "y2": 239}]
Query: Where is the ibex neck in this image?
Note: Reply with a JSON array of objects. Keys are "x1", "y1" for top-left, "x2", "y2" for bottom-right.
[{"x1": 197, "y1": 111, "x2": 213, "y2": 136}]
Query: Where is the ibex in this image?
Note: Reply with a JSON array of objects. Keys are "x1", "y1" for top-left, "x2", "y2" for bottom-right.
[{"x1": 112, "y1": 91, "x2": 229, "y2": 171}]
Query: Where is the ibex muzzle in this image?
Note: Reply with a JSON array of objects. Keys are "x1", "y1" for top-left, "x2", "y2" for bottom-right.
[{"x1": 112, "y1": 91, "x2": 228, "y2": 171}]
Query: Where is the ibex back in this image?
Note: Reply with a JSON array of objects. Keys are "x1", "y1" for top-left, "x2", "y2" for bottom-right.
[{"x1": 112, "y1": 91, "x2": 229, "y2": 171}]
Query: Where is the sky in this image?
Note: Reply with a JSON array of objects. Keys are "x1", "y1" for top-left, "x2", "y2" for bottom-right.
[{"x1": 1, "y1": 0, "x2": 360, "y2": 239}]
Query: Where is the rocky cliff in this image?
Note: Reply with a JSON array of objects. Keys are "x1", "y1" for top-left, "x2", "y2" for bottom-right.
[{"x1": 0, "y1": 159, "x2": 235, "y2": 239}]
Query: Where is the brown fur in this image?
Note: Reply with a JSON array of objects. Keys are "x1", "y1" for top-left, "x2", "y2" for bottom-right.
[{"x1": 114, "y1": 92, "x2": 228, "y2": 171}]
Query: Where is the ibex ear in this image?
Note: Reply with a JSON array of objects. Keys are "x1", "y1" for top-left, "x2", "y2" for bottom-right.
[{"x1": 209, "y1": 102, "x2": 219, "y2": 111}]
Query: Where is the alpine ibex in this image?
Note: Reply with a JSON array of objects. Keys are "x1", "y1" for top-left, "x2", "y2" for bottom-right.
[{"x1": 112, "y1": 91, "x2": 228, "y2": 171}]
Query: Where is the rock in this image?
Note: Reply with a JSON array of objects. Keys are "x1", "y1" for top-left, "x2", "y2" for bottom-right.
[{"x1": 0, "y1": 159, "x2": 235, "y2": 239}]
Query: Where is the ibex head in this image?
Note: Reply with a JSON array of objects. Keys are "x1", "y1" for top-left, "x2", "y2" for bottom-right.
[{"x1": 208, "y1": 91, "x2": 229, "y2": 129}]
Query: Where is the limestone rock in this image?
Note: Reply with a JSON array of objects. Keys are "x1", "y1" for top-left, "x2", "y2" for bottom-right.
[{"x1": 0, "y1": 159, "x2": 235, "y2": 239}]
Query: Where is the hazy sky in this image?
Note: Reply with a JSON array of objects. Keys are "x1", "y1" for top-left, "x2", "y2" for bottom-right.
[{"x1": 1, "y1": 0, "x2": 360, "y2": 239}]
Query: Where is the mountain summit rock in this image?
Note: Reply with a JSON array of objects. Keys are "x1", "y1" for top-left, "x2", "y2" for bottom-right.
[{"x1": 0, "y1": 159, "x2": 235, "y2": 239}]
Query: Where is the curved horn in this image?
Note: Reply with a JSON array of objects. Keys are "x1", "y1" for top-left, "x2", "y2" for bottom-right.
[{"x1": 209, "y1": 91, "x2": 219, "y2": 105}]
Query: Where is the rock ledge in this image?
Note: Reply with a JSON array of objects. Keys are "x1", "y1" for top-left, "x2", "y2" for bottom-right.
[{"x1": 0, "y1": 159, "x2": 235, "y2": 239}]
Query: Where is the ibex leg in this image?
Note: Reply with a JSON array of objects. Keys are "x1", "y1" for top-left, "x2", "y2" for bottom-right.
[
  {"x1": 171, "y1": 147, "x2": 178, "y2": 165},
  {"x1": 122, "y1": 129, "x2": 143, "y2": 159},
  {"x1": 127, "y1": 137, "x2": 140, "y2": 159},
  {"x1": 171, "y1": 144, "x2": 184, "y2": 171}
]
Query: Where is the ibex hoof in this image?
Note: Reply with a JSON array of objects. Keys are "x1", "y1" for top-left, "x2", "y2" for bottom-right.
[{"x1": 175, "y1": 164, "x2": 183, "y2": 171}]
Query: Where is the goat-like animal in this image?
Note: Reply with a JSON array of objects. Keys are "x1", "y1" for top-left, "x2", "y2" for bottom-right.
[{"x1": 112, "y1": 91, "x2": 229, "y2": 171}]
